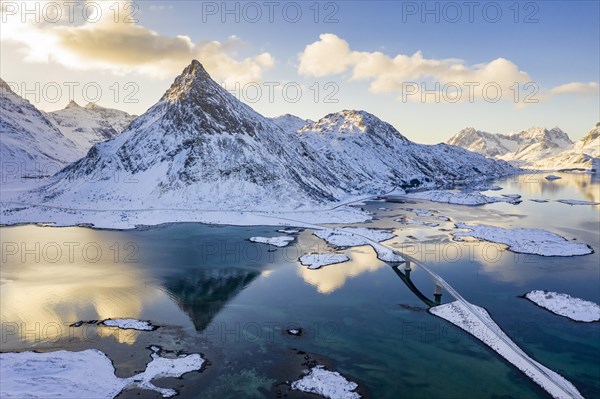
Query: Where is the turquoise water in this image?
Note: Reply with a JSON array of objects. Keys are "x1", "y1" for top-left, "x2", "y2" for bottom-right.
[{"x1": 1, "y1": 173, "x2": 598, "y2": 398}]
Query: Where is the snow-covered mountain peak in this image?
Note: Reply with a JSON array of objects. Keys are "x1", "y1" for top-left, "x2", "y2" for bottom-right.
[
  {"x1": 299, "y1": 110, "x2": 370, "y2": 134},
  {"x1": 142, "y1": 59, "x2": 269, "y2": 137},
  {"x1": 269, "y1": 114, "x2": 312, "y2": 132},
  {"x1": 0, "y1": 78, "x2": 15, "y2": 95},
  {"x1": 65, "y1": 100, "x2": 82, "y2": 109},
  {"x1": 84, "y1": 102, "x2": 101, "y2": 110},
  {"x1": 161, "y1": 59, "x2": 213, "y2": 103},
  {"x1": 518, "y1": 126, "x2": 572, "y2": 145}
]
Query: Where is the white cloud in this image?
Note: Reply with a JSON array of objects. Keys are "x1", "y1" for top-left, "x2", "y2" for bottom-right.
[
  {"x1": 1, "y1": 1, "x2": 273, "y2": 83},
  {"x1": 550, "y1": 82, "x2": 599, "y2": 95},
  {"x1": 298, "y1": 34, "x2": 598, "y2": 105}
]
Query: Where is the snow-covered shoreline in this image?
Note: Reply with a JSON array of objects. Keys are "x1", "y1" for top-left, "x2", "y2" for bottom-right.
[
  {"x1": 523, "y1": 290, "x2": 600, "y2": 322},
  {"x1": 0, "y1": 202, "x2": 372, "y2": 230}
]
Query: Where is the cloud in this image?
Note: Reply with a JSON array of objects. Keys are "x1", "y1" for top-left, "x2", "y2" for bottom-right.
[
  {"x1": 1, "y1": 1, "x2": 273, "y2": 83},
  {"x1": 298, "y1": 34, "x2": 598, "y2": 105},
  {"x1": 550, "y1": 82, "x2": 599, "y2": 95}
]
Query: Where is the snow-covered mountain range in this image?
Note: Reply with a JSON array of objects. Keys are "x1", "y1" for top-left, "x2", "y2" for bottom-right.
[
  {"x1": 47, "y1": 101, "x2": 135, "y2": 151},
  {"x1": 23, "y1": 60, "x2": 514, "y2": 210},
  {"x1": 447, "y1": 125, "x2": 599, "y2": 171},
  {"x1": 0, "y1": 78, "x2": 135, "y2": 180},
  {"x1": 447, "y1": 126, "x2": 573, "y2": 165}
]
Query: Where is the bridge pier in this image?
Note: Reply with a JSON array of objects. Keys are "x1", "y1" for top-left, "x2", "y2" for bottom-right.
[{"x1": 433, "y1": 282, "x2": 442, "y2": 305}]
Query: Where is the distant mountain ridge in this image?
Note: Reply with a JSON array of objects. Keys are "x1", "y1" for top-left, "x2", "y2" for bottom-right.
[
  {"x1": 447, "y1": 126, "x2": 573, "y2": 165},
  {"x1": 447, "y1": 124, "x2": 598, "y2": 171}
]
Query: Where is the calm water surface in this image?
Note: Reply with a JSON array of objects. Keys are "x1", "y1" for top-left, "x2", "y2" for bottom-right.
[{"x1": 1, "y1": 173, "x2": 599, "y2": 398}]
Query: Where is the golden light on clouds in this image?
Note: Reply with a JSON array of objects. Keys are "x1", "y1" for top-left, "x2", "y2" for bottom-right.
[{"x1": 1, "y1": 0, "x2": 274, "y2": 83}]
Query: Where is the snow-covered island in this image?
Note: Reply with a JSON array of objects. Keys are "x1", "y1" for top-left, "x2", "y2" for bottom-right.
[
  {"x1": 453, "y1": 223, "x2": 593, "y2": 256},
  {"x1": 0, "y1": 346, "x2": 204, "y2": 398},
  {"x1": 101, "y1": 318, "x2": 158, "y2": 331},
  {"x1": 249, "y1": 236, "x2": 295, "y2": 247},
  {"x1": 405, "y1": 190, "x2": 521, "y2": 206},
  {"x1": 314, "y1": 228, "x2": 404, "y2": 263},
  {"x1": 299, "y1": 253, "x2": 350, "y2": 269},
  {"x1": 291, "y1": 365, "x2": 361, "y2": 399},
  {"x1": 71, "y1": 318, "x2": 158, "y2": 331},
  {"x1": 557, "y1": 199, "x2": 600, "y2": 206},
  {"x1": 524, "y1": 290, "x2": 600, "y2": 322}
]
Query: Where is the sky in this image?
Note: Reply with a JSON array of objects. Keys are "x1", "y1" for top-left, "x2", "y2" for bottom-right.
[{"x1": 1, "y1": 0, "x2": 599, "y2": 143}]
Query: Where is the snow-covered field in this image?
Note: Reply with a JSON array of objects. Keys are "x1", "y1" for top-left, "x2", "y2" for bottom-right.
[
  {"x1": 430, "y1": 301, "x2": 584, "y2": 399},
  {"x1": 291, "y1": 365, "x2": 360, "y2": 399},
  {"x1": 299, "y1": 253, "x2": 350, "y2": 269},
  {"x1": 524, "y1": 290, "x2": 600, "y2": 322},
  {"x1": 453, "y1": 223, "x2": 593, "y2": 256},
  {"x1": 0, "y1": 346, "x2": 204, "y2": 398}
]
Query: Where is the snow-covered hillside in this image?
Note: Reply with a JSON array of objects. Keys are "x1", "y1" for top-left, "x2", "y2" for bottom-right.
[
  {"x1": 447, "y1": 126, "x2": 573, "y2": 166},
  {"x1": 48, "y1": 101, "x2": 135, "y2": 151},
  {"x1": 0, "y1": 78, "x2": 80, "y2": 179},
  {"x1": 14, "y1": 60, "x2": 514, "y2": 211},
  {"x1": 296, "y1": 110, "x2": 514, "y2": 191}
]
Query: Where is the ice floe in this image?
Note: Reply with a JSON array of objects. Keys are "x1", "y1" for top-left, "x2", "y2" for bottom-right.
[
  {"x1": 70, "y1": 318, "x2": 158, "y2": 331},
  {"x1": 453, "y1": 223, "x2": 593, "y2": 256},
  {"x1": 398, "y1": 218, "x2": 439, "y2": 227},
  {"x1": 437, "y1": 216, "x2": 451, "y2": 221},
  {"x1": 557, "y1": 199, "x2": 600, "y2": 206},
  {"x1": 501, "y1": 194, "x2": 522, "y2": 199},
  {"x1": 101, "y1": 318, "x2": 158, "y2": 331},
  {"x1": 530, "y1": 199, "x2": 549, "y2": 203},
  {"x1": 524, "y1": 290, "x2": 600, "y2": 322},
  {"x1": 291, "y1": 365, "x2": 360, "y2": 399},
  {"x1": 278, "y1": 228, "x2": 301, "y2": 234},
  {"x1": 314, "y1": 228, "x2": 404, "y2": 263},
  {"x1": 299, "y1": 253, "x2": 350, "y2": 269},
  {"x1": 0, "y1": 346, "x2": 204, "y2": 398},
  {"x1": 249, "y1": 236, "x2": 295, "y2": 247},
  {"x1": 405, "y1": 190, "x2": 520, "y2": 205},
  {"x1": 545, "y1": 175, "x2": 562, "y2": 181},
  {"x1": 430, "y1": 301, "x2": 584, "y2": 399}
]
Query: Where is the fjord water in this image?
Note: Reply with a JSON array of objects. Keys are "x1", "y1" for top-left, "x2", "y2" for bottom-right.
[{"x1": 1, "y1": 173, "x2": 598, "y2": 398}]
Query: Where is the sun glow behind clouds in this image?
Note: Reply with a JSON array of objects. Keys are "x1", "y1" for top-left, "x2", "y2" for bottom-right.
[{"x1": 0, "y1": 0, "x2": 274, "y2": 83}]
